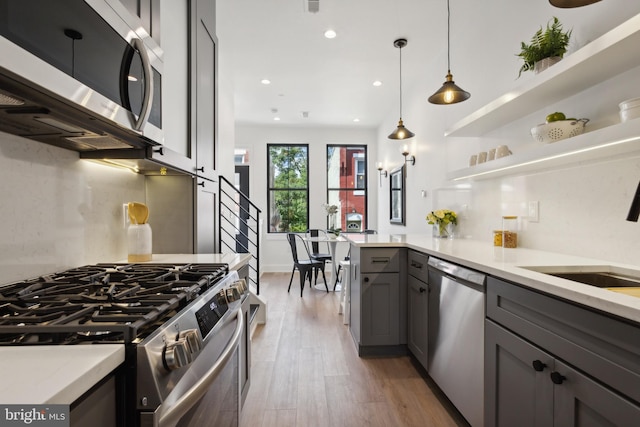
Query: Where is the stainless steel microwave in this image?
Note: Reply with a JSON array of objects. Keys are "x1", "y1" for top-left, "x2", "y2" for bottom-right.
[{"x1": 0, "y1": 0, "x2": 163, "y2": 151}]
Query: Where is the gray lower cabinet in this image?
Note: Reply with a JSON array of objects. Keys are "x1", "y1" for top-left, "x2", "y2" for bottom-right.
[
  {"x1": 485, "y1": 320, "x2": 555, "y2": 427},
  {"x1": 361, "y1": 272, "x2": 400, "y2": 346},
  {"x1": 349, "y1": 246, "x2": 407, "y2": 356},
  {"x1": 194, "y1": 177, "x2": 216, "y2": 252},
  {"x1": 407, "y1": 250, "x2": 429, "y2": 368},
  {"x1": 486, "y1": 277, "x2": 640, "y2": 426}
]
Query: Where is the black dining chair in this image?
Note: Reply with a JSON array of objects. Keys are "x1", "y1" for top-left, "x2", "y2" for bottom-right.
[
  {"x1": 306, "y1": 229, "x2": 332, "y2": 285},
  {"x1": 286, "y1": 233, "x2": 328, "y2": 296}
]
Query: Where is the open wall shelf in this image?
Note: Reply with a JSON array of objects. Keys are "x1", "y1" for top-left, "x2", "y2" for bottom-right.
[
  {"x1": 447, "y1": 118, "x2": 640, "y2": 181},
  {"x1": 445, "y1": 13, "x2": 640, "y2": 138}
]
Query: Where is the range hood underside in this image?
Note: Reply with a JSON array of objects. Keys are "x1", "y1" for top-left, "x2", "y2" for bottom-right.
[{"x1": 0, "y1": 69, "x2": 188, "y2": 176}]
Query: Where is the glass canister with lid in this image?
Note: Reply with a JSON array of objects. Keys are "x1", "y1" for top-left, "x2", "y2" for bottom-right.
[{"x1": 502, "y1": 216, "x2": 518, "y2": 248}]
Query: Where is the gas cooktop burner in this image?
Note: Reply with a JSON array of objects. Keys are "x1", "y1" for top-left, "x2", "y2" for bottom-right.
[{"x1": 0, "y1": 263, "x2": 229, "y2": 344}]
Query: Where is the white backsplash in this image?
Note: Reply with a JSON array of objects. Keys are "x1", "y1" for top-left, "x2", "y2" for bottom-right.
[{"x1": 0, "y1": 131, "x2": 146, "y2": 284}]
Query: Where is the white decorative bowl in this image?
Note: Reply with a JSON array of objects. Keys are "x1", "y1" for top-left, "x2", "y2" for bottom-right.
[
  {"x1": 619, "y1": 97, "x2": 640, "y2": 122},
  {"x1": 530, "y1": 119, "x2": 589, "y2": 143}
]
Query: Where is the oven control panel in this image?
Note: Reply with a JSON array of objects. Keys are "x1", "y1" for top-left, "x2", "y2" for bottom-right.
[
  {"x1": 195, "y1": 290, "x2": 229, "y2": 338},
  {"x1": 159, "y1": 278, "x2": 247, "y2": 371}
]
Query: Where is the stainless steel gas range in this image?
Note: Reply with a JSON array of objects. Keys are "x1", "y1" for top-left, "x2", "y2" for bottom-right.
[{"x1": 0, "y1": 263, "x2": 248, "y2": 427}]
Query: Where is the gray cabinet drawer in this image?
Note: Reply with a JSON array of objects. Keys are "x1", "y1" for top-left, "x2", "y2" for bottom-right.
[
  {"x1": 487, "y1": 276, "x2": 640, "y2": 404},
  {"x1": 407, "y1": 250, "x2": 428, "y2": 282},
  {"x1": 361, "y1": 248, "x2": 400, "y2": 273}
]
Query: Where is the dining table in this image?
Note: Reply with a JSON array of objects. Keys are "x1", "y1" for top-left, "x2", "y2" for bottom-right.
[{"x1": 302, "y1": 234, "x2": 349, "y2": 291}]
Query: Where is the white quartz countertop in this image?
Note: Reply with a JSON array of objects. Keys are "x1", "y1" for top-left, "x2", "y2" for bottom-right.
[
  {"x1": 115, "y1": 253, "x2": 251, "y2": 271},
  {"x1": 0, "y1": 344, "x2": 124, "y2": 404},
  {"x1": 345, "y1": 233, "x2": 640, "y2": 324}
]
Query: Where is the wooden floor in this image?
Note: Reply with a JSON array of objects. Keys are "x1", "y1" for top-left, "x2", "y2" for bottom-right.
[{"x1": 240, "y1": 272, "x2": 468, "y2": 427}]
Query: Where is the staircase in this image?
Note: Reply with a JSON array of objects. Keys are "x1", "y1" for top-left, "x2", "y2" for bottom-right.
[{"x1": 218, "y1": 176, "x2": 266, "y2": 328}]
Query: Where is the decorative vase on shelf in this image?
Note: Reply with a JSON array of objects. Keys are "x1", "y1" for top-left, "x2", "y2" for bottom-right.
[
  {"x1": 534, "y1": 56, "x2": 561, "y2": 74},
  {"x1": 433, "y1": 222, "x2": 455, "y2": 239}
]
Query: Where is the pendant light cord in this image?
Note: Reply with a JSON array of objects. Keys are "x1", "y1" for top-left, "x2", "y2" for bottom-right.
[
  {"x1": 446, "y1": 0, "x2": 451, "y2": 73},
  {"x1": 399, "y1": 45, "x2": 403, "y2": 119}
]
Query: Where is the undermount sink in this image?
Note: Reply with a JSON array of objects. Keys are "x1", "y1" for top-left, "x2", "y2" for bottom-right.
[{"x1": 520, "y1": 265, "x2": 640, "y2": 289}]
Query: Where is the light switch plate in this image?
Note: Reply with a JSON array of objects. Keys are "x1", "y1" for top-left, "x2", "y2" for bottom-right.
[{"x1": 528, "y1": 201, "x2": 539, "y2": 222}]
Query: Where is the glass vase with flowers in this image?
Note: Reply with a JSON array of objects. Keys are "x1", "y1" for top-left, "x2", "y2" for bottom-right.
[{"x1": 426, "y1": 209, "x2": 458, "y2": 238}]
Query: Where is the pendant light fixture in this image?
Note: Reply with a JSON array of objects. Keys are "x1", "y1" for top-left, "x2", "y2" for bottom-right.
[
  {"x1": 388, "y1": 38, "x2": 415, "y2": 140},
  {"x1": 549, "y1": 0, "x2": 601, "y2": 8},
  {"x1": 428, "y1": 0, "x2": 470, "y2": 105}
]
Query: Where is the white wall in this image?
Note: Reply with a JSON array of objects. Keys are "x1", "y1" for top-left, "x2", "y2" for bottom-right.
[
  {"x1": 234, "y1": 124, "x2": 378, "y2": 271},
  {"x1": 0, "y1": 132, "x2": 146, "y2": 284},
  {"x1": 375, "y1": 0, "x2": 640, "y2": 266}
]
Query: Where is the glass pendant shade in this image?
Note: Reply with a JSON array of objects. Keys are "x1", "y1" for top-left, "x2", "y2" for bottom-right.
[
  {"x1": 429, "y1": 0, "x2": 470, "y2": 106},
  {"x1": 549, "y1": 0, "x2": 601, "y2": 7},
  {"x1": 388, "y1": 119, "x2": 415, "y2": 140},
  {"x1": 428, "y1": 72, "x2": 470, "y2": 104}
]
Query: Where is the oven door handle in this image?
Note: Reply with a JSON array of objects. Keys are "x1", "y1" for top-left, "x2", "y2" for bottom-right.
[{"x1": 157, "y1": 310, "x2": 243, "y2": 427}]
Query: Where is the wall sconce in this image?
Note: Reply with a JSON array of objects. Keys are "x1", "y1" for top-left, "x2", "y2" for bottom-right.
[
  {"x1": 377, "y1": 162, "x2": 388, "y2": 186},
  {"x1": 402, "y1": 145, "x2": 415, "y2": 166}
]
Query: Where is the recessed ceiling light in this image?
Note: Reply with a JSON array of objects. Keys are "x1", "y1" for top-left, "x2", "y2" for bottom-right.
[
  {"x1": 373, "y1": 80, "x2": 382, "y2": 87},
  {"x1": 274, "y1": 117, "x2": 281, "y2": 121},
  {"x1": 353, "y1": 118, "x2": 360, "y2": 122},
  {"x1": 261, "y1": 79, "x2": 271, "y2": 85},
  {"x1": 324, "y1": 29, "x2": 337, "y2": 39}
]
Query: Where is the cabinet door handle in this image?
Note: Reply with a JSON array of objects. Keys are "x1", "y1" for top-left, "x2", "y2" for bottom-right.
[
  {"x1": 550, "y1": 371, "x2": 566, "y2": 385},
  {"x1": 154, "y1": 147, "x2": 165, "y2": 155},
  {"x1": 197, "y1": 181, "x2": 205, "y2": 187},
  {"x1": 196, "y1": 166, "x2": 205, "y2": 172},
  {"x1": 363, "y1": 277, "x2": 370, "y2": 283},
  {"x1": 371, "y1": 257, "x2": 390, "y2": 264},
  {"x1": 411, "y1": 261, "x2": 423, "y2": 269},
  {"x1": 532, "y1": 360, "x2": 547, "y2": 372},
  {"x1": 419, "y1": 287, "x2": 427, "y2": 293}
]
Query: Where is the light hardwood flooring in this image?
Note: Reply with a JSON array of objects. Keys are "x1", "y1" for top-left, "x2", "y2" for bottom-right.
[{"x1": 240, "y1": 272, "x2": 468, "y2": 427}]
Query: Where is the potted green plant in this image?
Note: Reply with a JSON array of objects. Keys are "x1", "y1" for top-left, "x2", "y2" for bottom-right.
[{"x1": 517, "y1": 16, "x2": 572, "y2": 77}]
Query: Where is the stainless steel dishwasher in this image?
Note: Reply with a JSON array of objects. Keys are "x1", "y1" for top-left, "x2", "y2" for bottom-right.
[{"x1": 427, "y1": 257, "x2": 486, "y2": 427}]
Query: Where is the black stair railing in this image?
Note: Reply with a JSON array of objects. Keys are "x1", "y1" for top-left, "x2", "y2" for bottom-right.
[{"x1": 218, "y1": 176, "x2": 261, "y2": 295}]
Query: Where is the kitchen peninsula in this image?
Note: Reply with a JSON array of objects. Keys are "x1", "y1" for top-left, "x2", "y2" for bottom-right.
[
  {"x1": 346, "y1": 233, "x2": 640, "y2": 427},
  {"x1": 346, "y1": 233, "x2": 640, "y2": 322}
]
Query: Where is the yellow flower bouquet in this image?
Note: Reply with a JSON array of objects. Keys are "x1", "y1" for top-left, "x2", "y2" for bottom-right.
[{"x1": 426, "y1": 209, "x2": 458, "y2": 238}]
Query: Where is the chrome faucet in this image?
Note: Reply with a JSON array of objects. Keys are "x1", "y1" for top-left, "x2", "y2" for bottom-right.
[{"x1": 627, "y1": 180, "x2": 640, "y2": 222}]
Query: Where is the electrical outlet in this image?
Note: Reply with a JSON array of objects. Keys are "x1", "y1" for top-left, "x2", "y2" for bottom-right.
[
  {"x1": 123, "y1": 203, "x2": 130, "y2": 228},
  {"x1": 528, "y1": 201, "x2": 539, "y2": 222}
]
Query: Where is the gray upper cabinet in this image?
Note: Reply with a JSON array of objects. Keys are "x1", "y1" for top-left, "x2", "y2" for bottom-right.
[
  {"x1": 149, "y1": 0, "x2": 217, "y2": 181},
  {"x1": 485, "y1": 277, "x2": 640, "y2": 426},
  {"x1": 119, "y1": 0, "x2": 161, "y2": 45},
  {"x1": 160, "y1": 0, "x2": 195, "y2": 172},
  {"x1": 194, "y1": 2, "x2": 218, "y2": 181}
]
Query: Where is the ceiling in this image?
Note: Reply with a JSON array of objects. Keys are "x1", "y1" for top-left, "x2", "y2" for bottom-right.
[{"x1": 216, "y1": 0, "x2": 452, "y2": 129}]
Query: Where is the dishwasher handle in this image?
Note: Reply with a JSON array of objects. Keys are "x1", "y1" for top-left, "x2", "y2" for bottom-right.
[{"x1": 428, "y1": 257, "x2": 486, "y2": 287}]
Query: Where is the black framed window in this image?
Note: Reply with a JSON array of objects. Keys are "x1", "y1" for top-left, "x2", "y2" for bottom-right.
[
  {"x1": 267, "y1": 144, "x2": 309, "y2": 233},
  {"x1": 326, "y1": 145, "x2": 368, "y2": 232}
]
